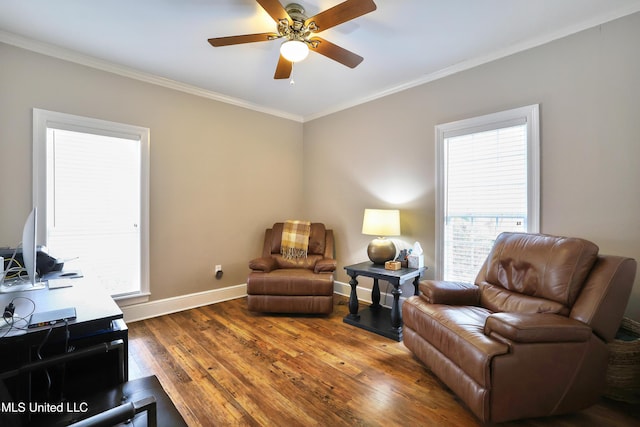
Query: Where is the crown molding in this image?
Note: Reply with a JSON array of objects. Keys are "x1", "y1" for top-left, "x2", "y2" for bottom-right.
[
  {"x1": 302, "y1": 5, "x2": 640, "y2": 122},
  {"x1": 2, "y1": 1, "x2": 639, "y2": 125},
  {"x1": 0, "y1": 30, "x2": 303, "y2": 123}
]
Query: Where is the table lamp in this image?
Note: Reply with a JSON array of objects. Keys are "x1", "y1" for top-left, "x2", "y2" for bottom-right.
[{"x1": 362, "y1": 209, "x2": 400, "y2": 264}]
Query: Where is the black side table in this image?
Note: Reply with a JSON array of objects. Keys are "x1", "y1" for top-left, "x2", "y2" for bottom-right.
[{"x1": 343, "y1": 261, "x2": 427, "y2": 341}]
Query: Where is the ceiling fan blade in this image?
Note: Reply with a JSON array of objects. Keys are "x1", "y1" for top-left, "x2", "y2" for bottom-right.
[
  {"x1": 305, "y1": 0, "x2": 377, "y2": 32},
  {"x1": 309, "y1": 37, "x2": 363, "y2": 68},
  {"x1": 274, "y1": 55, "x2": 293, "y2": 79},
  {"x1": 208, "y1": 33, "x2": 279, "y2": 47},
  {"x1": 256, "y1": 0, "x2": 292, "y2": 25}
]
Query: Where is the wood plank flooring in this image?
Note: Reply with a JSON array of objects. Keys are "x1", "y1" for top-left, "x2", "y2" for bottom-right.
[{"x1": 128, "y1": 296, "x2": 639, "y2": 426}]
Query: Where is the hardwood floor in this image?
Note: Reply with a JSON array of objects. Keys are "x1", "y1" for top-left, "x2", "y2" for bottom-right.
[{"x1": 128, "y1": 296, "x2": 639, "y2": 426}]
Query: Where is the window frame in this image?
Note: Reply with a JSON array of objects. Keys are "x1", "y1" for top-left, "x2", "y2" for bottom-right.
[
  {"x1": 33, "y1": 108, "x2": 150, "y2": 305},
  {"x1": 434, "y1": 104, "x2": 540, "y2": 280}
]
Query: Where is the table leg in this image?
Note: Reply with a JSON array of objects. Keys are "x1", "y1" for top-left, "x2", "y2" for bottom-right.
[
  {"x1": 413, "y1": 276, "x2": 421, "y2": 296},
  {"x1": 347, "y1": 273, "x2": 360, "y2": 320},
  {"x1": 390, "y1": 282, "x2": 403, "y2": 331},
  {"x1": 370, "y1": 278, "x2": 381, "y2": 310}
]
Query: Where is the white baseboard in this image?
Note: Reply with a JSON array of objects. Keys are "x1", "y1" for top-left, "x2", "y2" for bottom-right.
[
  {"x1": 121, "y1": 283, "x2": 247, "y2": 323},
  {"x1": 335, "y1": 280, "x2": 414, "y2": 308},
  {"x1": 122, "y1": 280, "x2": 414, "y2": 323},
  {"x1": 334, "y1": 280, "x2": 373, "y2": 303}
]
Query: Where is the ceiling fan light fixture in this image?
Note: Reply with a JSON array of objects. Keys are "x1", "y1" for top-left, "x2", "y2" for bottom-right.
[{"x1": 280, "y1": 39, "x2": 309, "y2": 62}]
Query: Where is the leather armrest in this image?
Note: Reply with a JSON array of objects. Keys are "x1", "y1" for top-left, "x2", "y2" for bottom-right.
[
  {"x1": 485, "y1": 312, "x2": 592, "y2": 343},
  {"x1": 249, "y1": 257, "x2": 277, "y2": 273},
  {"x1": 314, "y1": 258, "x2": 337, "y2": 273},
  {"x1": 419, "y1": 280, "x2": 480, "y2": 305}
]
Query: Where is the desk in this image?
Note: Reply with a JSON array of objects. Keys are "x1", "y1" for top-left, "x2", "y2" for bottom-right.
[
  {"x1": 0, "y1": 277, "x2": 127, "y2": 401},
  {"x1": 343, "y1": 262, "x2": 426, "y2": 341}
]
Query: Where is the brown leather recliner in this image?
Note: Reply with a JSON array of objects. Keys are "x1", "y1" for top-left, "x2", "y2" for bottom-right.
[
  {"x1": 402, "y1": 232, "x2": 637, "y2": 423},
  {"x1": 247, "y1": 223, "x2": 336, "y2": 314}
]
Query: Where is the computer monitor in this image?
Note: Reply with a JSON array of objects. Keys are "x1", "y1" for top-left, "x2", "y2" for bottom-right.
[{"x1": 0, "y1": 207, "x2": 46, "y2": 293}]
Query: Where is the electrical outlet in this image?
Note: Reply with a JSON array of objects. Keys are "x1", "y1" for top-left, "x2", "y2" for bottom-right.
[{"x1": 215, "y1": 265, "x2": 222, "y2": 273}]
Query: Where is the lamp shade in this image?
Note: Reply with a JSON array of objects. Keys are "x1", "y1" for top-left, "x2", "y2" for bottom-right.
[
  {"x1": 362, "y1": 209, "x2": 400, "y2": 237},
  {"x1": 280, "y1": 39, "x2": 309, "y2": 62}
]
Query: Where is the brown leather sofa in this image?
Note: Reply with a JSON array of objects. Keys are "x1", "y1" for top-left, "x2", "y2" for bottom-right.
[
  {"x1": 402, "y1": 232, "x2": 637, "y2": 423},
  {"x1": 247, "y1": 222, "x2": 336, "y2": 314}
]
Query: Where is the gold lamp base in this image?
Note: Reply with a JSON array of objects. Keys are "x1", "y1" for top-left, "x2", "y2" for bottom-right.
[{"x1": 367, "y1": 238, "x2": 396, "y2": 264}]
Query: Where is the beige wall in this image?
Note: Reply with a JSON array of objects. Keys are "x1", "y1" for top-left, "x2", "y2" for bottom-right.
[
  {"x1": 0, "y1": 43, "x2": 303, "y2": 301},
  {"x1": 303, "y1": 12, "x2": 640, "y2": 319}
]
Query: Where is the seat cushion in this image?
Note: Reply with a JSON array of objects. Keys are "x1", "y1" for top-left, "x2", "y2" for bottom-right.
[
  {"x1": 247, "y1": 269, "x2": 333, "y2": 296},
  {"x1": 247, "y1": 295, "x2": 333, "y2": 314},
  {"x1": 479, "y1": 282, "x2": 568, "y2": 315},
  {"x1": 402, "y1": 296, "x2": 508, "y2": 387},
  {"x1": 274, "y1": 254, "x2": 324, "y2": 270}
]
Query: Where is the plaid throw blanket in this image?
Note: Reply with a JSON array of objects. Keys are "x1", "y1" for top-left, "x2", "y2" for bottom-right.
[{"x1": 281, "y1": 220, "x2": 311, "y2": 260}]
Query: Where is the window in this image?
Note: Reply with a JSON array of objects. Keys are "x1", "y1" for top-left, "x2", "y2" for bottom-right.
[
  {"x1": 435, "y1": 105, "x2": 540, "y2": 281},
  {"x1": 33, "y1": 109, "x2": 150, "y2": 304}
]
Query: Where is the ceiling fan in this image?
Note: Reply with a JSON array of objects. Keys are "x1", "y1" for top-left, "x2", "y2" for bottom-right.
[{"x1": 208, "y1": 0, "x2": 377, "y2": 79}]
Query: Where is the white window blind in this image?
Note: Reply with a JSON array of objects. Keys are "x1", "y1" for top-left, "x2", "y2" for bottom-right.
[
  {"x1": 444, "y1": 125, "x2": 527, "y2": 281},
  {"x1": 47, "y1": 129, "x2": 142, "y2": 297},
  {"x1": 33, "y1": 108, "x2": 150, "y2": 303},
  {"x1": 435, "y1": 105, "x2": 540, "y2": 282}
]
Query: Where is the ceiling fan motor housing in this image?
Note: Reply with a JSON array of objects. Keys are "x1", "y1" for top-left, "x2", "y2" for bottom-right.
[
  {"x1": 285, "y1": 3, "x2": 307, "y2": 22},
  {"x1": 279, "y1": 3, "x2": 316, "y2": 41}
]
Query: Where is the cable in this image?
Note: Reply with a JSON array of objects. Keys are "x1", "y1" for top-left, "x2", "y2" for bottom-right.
[
  {"x1": 1, "y1": 315, "x2": 16, "y2": 338},
  {"x1": 0, "y1": 243, "x2": 34, "y2": 292},
  {"x1": 37, "y1": 326, "x2": 53, "y2": 358},
  {"x1": 0, "y1": 245, "x2": 22, "y2": 283},
  {"x1": 0, "y1": 296, "x2": 36, "y2": 337},
  {"x1": 64, "y1": 319, "x2": 71, "y2": 352},
  {"x1": 37, "y1": 325, "x2": 54, "y2": 398},
  {"x1": 58, "y1": 319, "x2": 71, "y2": 402}
]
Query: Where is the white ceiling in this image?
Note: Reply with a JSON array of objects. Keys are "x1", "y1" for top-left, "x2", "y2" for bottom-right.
[{"x1": 1, "y1": 0, "x2": 640, "y2": 122}]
